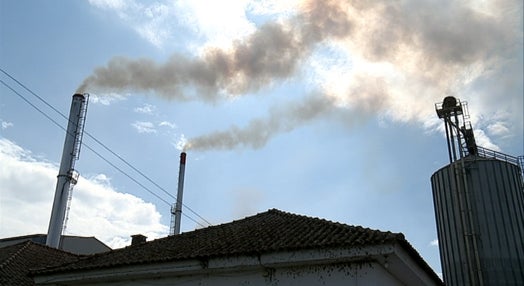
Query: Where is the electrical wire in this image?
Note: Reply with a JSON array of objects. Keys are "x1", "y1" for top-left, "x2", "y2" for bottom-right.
[
  {"x1": 0, "y1": 67, "x2": 212, "y2": 227},
  {"x1": 0, "y1": 79, "x2": 169, "y2": 206},
  {"x1": 0, "y1": 69, "x2": 211, "y2": 229},
  {"x1": 1, "y1": 78, "x2": 206, "y2": 228},
  {"x1": 0, "y1": 79, "x2": 67, "y2": 134}
]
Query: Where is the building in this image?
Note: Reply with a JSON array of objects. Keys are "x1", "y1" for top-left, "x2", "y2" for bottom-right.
[
  {"x1": 0, "y1": 234, "x2": 111, "y2": 255},
  {"x1": 34, "y1": 209, "x2": 442, "y2": 285},
  {"x1": 0, "y1": 241, "x2": 79, "y2": 286}
]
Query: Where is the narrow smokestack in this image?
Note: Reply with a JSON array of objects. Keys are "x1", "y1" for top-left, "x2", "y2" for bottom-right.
[
  {"x1": 170, "y1": 152, "x2": 186, "y2": 235},
  {"x1": 46, "y1": 94, "x2": 88, "y2": 248}
]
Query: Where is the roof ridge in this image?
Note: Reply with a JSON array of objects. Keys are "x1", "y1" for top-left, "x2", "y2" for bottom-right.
[
  {"x1": 267, "y1": 208, "x2": 404, "y2": 237},
  {"x1": 209, "y1": 209, "x2": 405, "y2": 241},
  {"x1": 1, "y1": 240, "x2": 80, "y2": 257},
  {"x1": 0, "y1": 240, "x2": 32, "y2": 270},
  {"x1": 0, "y1": 233, "x2": 46, "y2": 242}
]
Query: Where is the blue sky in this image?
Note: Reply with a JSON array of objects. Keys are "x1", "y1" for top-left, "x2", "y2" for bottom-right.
[{"x1": 1, "y1": 0, "x2": 522, "y2": 275}]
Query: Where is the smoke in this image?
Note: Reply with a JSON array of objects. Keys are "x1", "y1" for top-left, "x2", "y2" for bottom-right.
[
  {"x1": 80, "y1": 0, "x2": 522, "y2": 151},
  {"x1": 185, "y1": 95, "x2": 334, "y2": 151},
  {"x1": 77, "y1": 0, "x2": 351, "y2": 99}
]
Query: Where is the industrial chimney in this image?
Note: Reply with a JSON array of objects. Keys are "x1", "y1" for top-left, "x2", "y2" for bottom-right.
[
  {"x1": 46, "y1": 94, "x2": 89, "y2": 248},
  {"x1": 170, "y1": 152, "x2": 186, "y2": 235},
  {"x1": 130, "y1": 234, "x2": 147, "y2": 246},
  {"x1": 431, "y1": 96, "x2": 524, "y2": 285}
]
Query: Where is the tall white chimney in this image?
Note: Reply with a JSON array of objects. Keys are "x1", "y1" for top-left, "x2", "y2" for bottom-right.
[{"x1": 46, "y1": 94, "x2": 88, "y2": 248}]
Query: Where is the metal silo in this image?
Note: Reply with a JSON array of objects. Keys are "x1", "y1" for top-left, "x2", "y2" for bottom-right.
[{"x1": 431, "y1": 97, "x2": 524, "y2": 285}]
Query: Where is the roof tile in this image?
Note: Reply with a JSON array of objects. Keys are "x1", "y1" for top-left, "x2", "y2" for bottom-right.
[
  {"x1": 39, "y1": 209, "x2": 405, "y2": 274},
  {"x1": 0, "y1": 241, "x2": 79, "y2": 285}
]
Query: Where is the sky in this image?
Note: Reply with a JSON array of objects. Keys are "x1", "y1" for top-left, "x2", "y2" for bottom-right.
[{"x1": 0, "y1": 0, "x2": 522, "y2": 276}]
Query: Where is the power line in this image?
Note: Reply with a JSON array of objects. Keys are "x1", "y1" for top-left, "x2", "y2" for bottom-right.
[
  {"x1": 0, "y1": 79, "x2": 66, "y2": 133},
  {"x1": 0, "y1": 68, "x2": 68, "y2": 122},
  {"x1": 0, "y1": 67, "x2": 212, "y2": 227},
  {"x1": 1, "y1": 76, "x2": 207, "y2": 229},
  {"x1": 0, "y1": 79, "x2": 170, "y2": 205},
  {"x1": 0, "y1": 69, "x2": 212, "y2": 229},
  {"x1": 83, "y1": 132, "x2": 212, "y2": 226},
  {"x1": 81, "y1": 143, "x2": 207, "y2": 228}
]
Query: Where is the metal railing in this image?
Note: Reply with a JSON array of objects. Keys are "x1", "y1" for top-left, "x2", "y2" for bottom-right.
[
  {"x1": 472, "y1": 146, "x2": 520, "y2": 165},
  {"x1": 468, "y1": 146, "x2": 524, "y2": 180}
]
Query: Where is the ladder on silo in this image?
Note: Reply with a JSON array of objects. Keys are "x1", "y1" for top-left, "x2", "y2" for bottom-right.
[{"x1": 449, "y1": 99, "x2": 483, "y2": 285}]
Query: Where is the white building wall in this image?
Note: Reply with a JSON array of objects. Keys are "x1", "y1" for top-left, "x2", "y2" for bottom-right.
[
  {"x1": 59, "y1": 262, "x2": 403, "y2": 286},
  {"x1": 35, "y1": 245, "x2": 440, "y2": 285}
]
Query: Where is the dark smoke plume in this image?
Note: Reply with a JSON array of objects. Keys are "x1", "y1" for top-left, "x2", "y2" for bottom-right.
[
  {"x1": 79, "y1": 0, "x2": 522, "y2": 151},
  {"x1": 77, "y1": 0, "x2": 351, "y2": 100},
  {"x1": 184, "y1": 95, "x2": 334, "y2": 151}
]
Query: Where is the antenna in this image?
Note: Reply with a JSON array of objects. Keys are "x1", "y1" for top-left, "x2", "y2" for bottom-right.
[{"x1": 46, "y1": 93, "x2": 89, "y2": 248}]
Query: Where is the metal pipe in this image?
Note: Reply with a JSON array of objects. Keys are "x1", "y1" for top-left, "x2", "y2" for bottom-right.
[{"x1": 444, "y1": 118, "x2": 453, "y2": 164}]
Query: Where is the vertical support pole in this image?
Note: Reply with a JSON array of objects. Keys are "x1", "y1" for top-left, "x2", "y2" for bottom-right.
[{"x1": 444, "y1": 118, "x2": 453, "y2": 164}]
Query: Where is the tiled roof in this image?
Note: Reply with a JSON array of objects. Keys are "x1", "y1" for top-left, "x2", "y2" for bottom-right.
[
  {"x1": 38, "y1": 209, "x2": 426, "y2": 275},
  {"x1": 0, "y1": 241, "x2": 79, "y2": 286},
  {"x1": 0, "y1": 234, "x2": 111, "y2": 255}
]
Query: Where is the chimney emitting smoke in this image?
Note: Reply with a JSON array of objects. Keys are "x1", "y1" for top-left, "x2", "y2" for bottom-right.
[{"x1": 170, "y1": 152, "x2": 186, "y2": 235}]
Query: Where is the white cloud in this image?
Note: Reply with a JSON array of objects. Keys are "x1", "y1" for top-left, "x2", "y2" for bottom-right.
[
  {"x1": 134, "y1": 2, "x2": 173, "y2": 48},
  {"x1": 473, "y1": 129, "x2": 501, "y2": 151},
  {"x1": 88, "y1": 0, "x2": 175, "y2": 48},
  {"x1": 68, "y1": 175, "x2": 167, "y2": 248},
  {"x1": 89, "y1": 92, "x2": 127, "y2": 105},
  {"x1": 0, "y1": 138, "x2": 168, "y2": 248},
  {"x1": 134, "y1": 104, "x2": 156, "y2": 115},
  {"x1": 159, "y1": 121, "x2": 177, "y2": 129},
  {"x1": 246, "y1": 0, "x2": 301, "y2": 16},
  {"x1": 130, "y1": 120, "x2": 178, "y2": 136},
  {"x1": 430, "y1": 239, "x2": 439, "y2": 247},
  {"x1": 90, "y1": 173, "x2": 112, "y2": 186},
  {"x1": 131, "y1": 121, "x2": 157, "y2": 134},
  {"x1": 486, "y1": 122, "x2": 510, "y2": 138},
  {"x1": 87, "y1": 0, "x2": 264, "y2": 49},
  {"x1": 175, "y1": 0, "x2": 256, "y2": 50},
  {"x1": 88, "y1": 0, "x2": 126, "y2": 10},
  {"x1": 1, "y1": 120, "x2": 13, "y2": 130}
]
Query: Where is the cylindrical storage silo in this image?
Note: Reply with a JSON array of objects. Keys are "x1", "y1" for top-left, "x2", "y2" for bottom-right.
[{"x1": 431, "y1": 157, "x2": 524, "y2": 285}]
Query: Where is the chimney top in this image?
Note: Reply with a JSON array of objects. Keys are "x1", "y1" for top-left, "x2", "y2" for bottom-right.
[{"x1": 131, "y1": 234, "x2": 147, "y2": 246}]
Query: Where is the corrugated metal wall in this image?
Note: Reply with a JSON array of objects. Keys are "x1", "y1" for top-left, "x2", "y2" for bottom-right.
[{"x1": 431, "y1": 157, "x2": 524, "y2": 285}]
